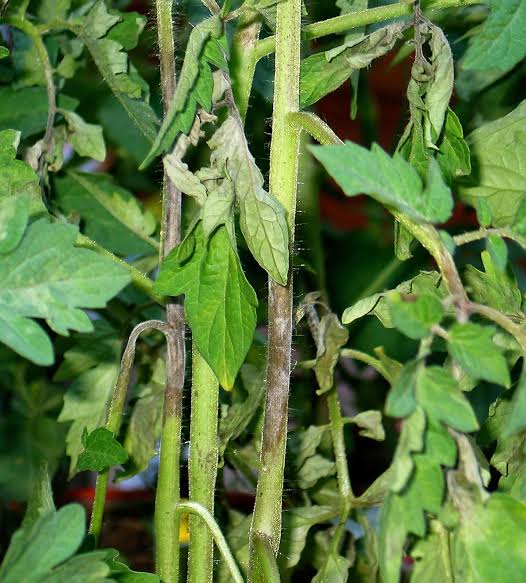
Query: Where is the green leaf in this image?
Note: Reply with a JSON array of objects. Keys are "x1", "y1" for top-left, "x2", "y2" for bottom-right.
[
  {"x1": 312, "y1": 313, "x2": 349, "y2": 394},
  {"x1": 463, "y1": 0, "x2": 526, "y2": 72},
  {"x1": 416, "y1": 367, "x2": 479, "y2": 432},
  {"x1": 436, "y1": 109, "x2": 472, "y2": 184},
  {"x1": 58, "y1": 321, "x2": 122, "y2": 474},
  {"x1": 55, "y1": 172, "x2": 157, "y2": 256},
  {"x1": 83, "y1": 0, "x2": 121, "y2": 39},
  {"x1": 486, "y1": 234, "x2": 508, "y2": 272},
  {"x1": 202, "y1": 179, "x2": 236, "y2": 240},
  {"x1": 503, "y1": 371, "x2": 526, "y2": 437},
  {"x1": 464, "y1": 251, "x2": 523, "y2": 319},
  {"x1": 0, "y1": 46, "x2": 8, "y2": 59},
  {"x1": 141, "y1": 16, "x2": 222, "y2": 167},
  {"x1": 11, "y1": 29, "x2": 46, "y2": 89},
  {"x1": 154, "y1": 224, "x2": 257, "y2": 389},
  {"x1": 459, "y1": 100, "x2": 526, "y2": 227},
  {"x1": 106, "y1": 549, "x2": 160, "y2": 582},
  {"x1": 447, "y1": 323, "x2": 510, "y2": 387},
  {"x1": 61, "y1": 110, "x2": 106, "y2": 161},
  {"x1": 386, "y1": 360, "x2": 418, "y2": 418},
  {"x1": 208, "y1": 115, "x2": 290, "y2": 284},
  {"x1": 391, "y1": 407, "x2": 426, "y2": 492},
  {"x1": 0, "y1": 221, "x2": 129, "y2": 364},
  {"x1": 452, "y1": 493, "x2": 526, "y2": 582},
  {"x1": 0, "y1": 194, "x2": 29, "y2": 253},
  {"x1": 77, "y1": 427, "x2": 128, "y2": 472},
  {"x1": 163, "y1": 155, "x2": 207, "y2": 206},
  {"x1": 0, "y1": 504, "x2": 86, "y2": 582},
  {"x1": 41, "y1": 551, "x2": 111, "y2": 583},
  {"x1": 300, "y1": 23, "x2": 404, "y2": 108},
  {"x1": 297, "y1": 454, "x2": 336, "y2": 489},
  {"x1": 388, "y1": 292, "x2": 444, "y2": 340},
  {"x1": 107, "y1": 12, "x2": 146, "y2": 51},
  {"x1": 310, "y1": 142, "x2": 453, "y2": 224},
  {"x1": 312, "y1": 552, "x2": 351, "y2": 583},
  {"x1": 410, "y1": 522, "x2": 454, "y2": 583}
]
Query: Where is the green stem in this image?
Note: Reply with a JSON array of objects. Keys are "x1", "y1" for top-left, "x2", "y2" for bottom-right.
[
  {"x1": 188, "y1": 346, "x2": 220, "y2": 583},
  {"x1": 468, "y1": 303, "x2": 526, "y2": 353},
  {"x1": 254, "y1": 0, "x2": 482, "y2": 60},
  {"x1": 176, "y1": 501, "x2": 245, "y2": 583},
  {"x1": 75, "y1": 234, "x2": 163, "y2": 305},
  {"x1": 249, "y1": 0, "x2": 302, "y2": 578},
  {"x1": 287, "y1": 112, "x2": 343, "y2": 146},
  {"x1": 253, "y1": 536, "x2": 281, "y2": 583},
  {"x1": 230, "y1": 1, "x2": 262, "y2": 122},
  {"x1": 89, "y1": 320, "x2": 173, "y2": 541},
  {"x1": 453, "y1": 227, "x2": 526, "y2": 251},
  {"x1": 340, "y1": 348, "x2": 391, "y2": 382},
  {"x1": 154, "y1": 2, "x2": 186, "y2": 582}
]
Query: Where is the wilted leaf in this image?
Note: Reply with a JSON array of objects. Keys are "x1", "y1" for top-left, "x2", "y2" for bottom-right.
[
  {"x1": 347, "y1": 410, "x2": 385, "y2": 441},
  {"x1": 61, "y1": 110, "x2": 106, "y2": 161},
  {"x1": 311, "y1": 142, "x2": 453, "y2": 224},
  {"x1": 313, "y1": 313, "x2": 349, "y2": 394}
]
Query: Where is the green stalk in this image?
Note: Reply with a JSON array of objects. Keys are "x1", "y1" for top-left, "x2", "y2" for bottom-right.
[
  {"x1": 154, "y1": 2, "x2": 186, "y2": 582},
  {"x1": 253, "y1": 0, "x2": 482, "y2": 60},
  {"x1": 230, "y1": 1, "x2": 262, "y2": 121},
  {"x1": 187, "y1": 346, "x2": 220, "y2": 583},
  {"x1": 249, "y1": 0, "x2": 302, "y2": 578},
  {"x1": 89, "y1": 320, "x2": 172, "y2": 541}
]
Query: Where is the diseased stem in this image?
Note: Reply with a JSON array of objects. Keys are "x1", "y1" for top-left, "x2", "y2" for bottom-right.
[
  {"x1": 249, "y1": 0, "x2": 302, "y2": 578},
  {"x1": 253, "y1": 0, "x2": 482, "y2": 60},
  {"x1": 7, "y1": 17, "x2": 56, "y2": 180},
  {"x1": 89, "y1": 320, "x2": 173, "y2": 541},
  {"x1": 187, "y1": 347, "x2": 220, "y2": 583},
  {"x1": 176, "y1": 502, "x2": 245, "y2": 583},
  {"x1": 230, "y1": 1, "x2": 262, "y2": 122},
  {"x1": 154, "y1": 2, "x2": 186, "y2": 582}
]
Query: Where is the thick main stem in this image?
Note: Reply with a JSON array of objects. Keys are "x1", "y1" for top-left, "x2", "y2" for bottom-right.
[
  {"x1": 154, "y1": 2, "x2": 185, "y2": 582},
  {"x1": 187, "y1": 347, "x2": 219, "y2": 583},
  {"x1": 249, "y1": 0, "x2": 302, "y2": 578}
]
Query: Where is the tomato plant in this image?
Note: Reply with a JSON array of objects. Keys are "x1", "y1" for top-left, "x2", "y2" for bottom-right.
[{"x1": 1, "y1": 0, "x2": 526, "y2": 582}]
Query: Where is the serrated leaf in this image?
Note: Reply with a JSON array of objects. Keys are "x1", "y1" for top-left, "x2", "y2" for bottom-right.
[
  {"x1": 0, "y1": 504, "x2": 86, "y2": 582},
  {"x1": 447, "y1": 323, "x2": 510, "y2": 387},
  {"x1": 416, "y1": 367, "x2": 479, "y2": 432},
  {"x1": 386, "y1": 360, "x2": 418, "y2": 418},
  {"x1": 0, "y1": 221, "x2": 129, "y2": 364},
  {"x1": 208, "y1": 115, "x2": 289, "y2": 284},
  {"x1": 61, "y1": 110, "x2": 106, "y2": 161},
  {"x1": 82, "y1": 0, "x2": 121, "y2": 39},
  {"x1": 388, "y1": 292, "x2": 444, "y2": 340},
  {"x1": 77, "y1": 427, "x2": 128, "y2": 472},
  {"x1": 300, "y1": 23, "x2": 404, "y2": 108},
  {"x1": 310, "y1": 142, "x2": 453, "y2": 224},
  {"x1": 141, "y1": 16, "x2": 222, "y2": 167},
  {"x1": 154, "y1": 223, "x2": 257, "y2": 389},
  {"x1": 463, "y1": 0, "x2": 526, "y2": 72},
  {"x1": 55, "y1": 172, "x2": 157, "y2": 256},
  {"x1": 459, "y1": 100, "x2": 526, "y2": 227},
  {"x1": 107, "y1": 12, "x2": 146, "y2": 51},
  {"x1": 465, "y1": 251, "x2": 523, "y2": 320}
]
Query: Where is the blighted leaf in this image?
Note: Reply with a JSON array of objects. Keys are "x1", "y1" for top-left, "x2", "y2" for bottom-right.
[
  {"x1": 312, "y1": 313, "x2": 349, "y2": 394},
  {"x1": 202, "y1": 179, "x2": 236, "y2": 240},
  {"x1": 447, "y1": 323, "x2": 510, "y2": 387},
  {"x1": 55, "y1": 172, "x2": 157, "y2": 256},
  {"x1": 310, "y1": 142, "x2": 453, "y2": 224},
  {"x1": 0, "y1": 194, "x2": 29, "y2": 253},
  {"x1": 163, "y1": 155, "x2": 207, "y2": 206},
  {"x1": 141, "y1": 16, "x2": 222, "y2": 167},
  {"x1": 347, "y1": 410, "x2": 385, "y2": 441},
  {"x1": 300, "y1": 23, "x2": 404, "y2": 108},
  {"x1": 452, "y1": 493, "x2": 526, "y2": 582},
  {"x1": 208, "y1": 115, "x2": 289, "y2": 284},
  {"x1": 410, "y1": 521, "x2": 454, "y2": 583},
  {"x1": 463, "y1": 0, "x2": 526, "y2": 72},
  {"x1": 388, "y1": 292, "x2": 444, "y2": 340},
  {"x1": 61, "y1": 110, "x2": 106, "y2": 161},
  {"x1": 77, "y1": 427, "x2": 128, "y2": 472},
  {"x1": 416, "y1": 367, "x2": 479, "y2": 432},
  {"x1": 154, "y1": 223, "x2": 257, "y2": 389},
  {"x1": 459, "y1": 100, "x2": 526, "y2": 227}
]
